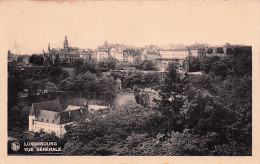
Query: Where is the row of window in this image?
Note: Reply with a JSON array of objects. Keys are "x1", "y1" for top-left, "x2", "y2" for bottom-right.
[
  {"x1": 35, "y1": 123, "x2": 58, "y2": 128},
  {"x1": 159, "y1": 50, "x2": 189, "y2": 53},
  {"x1": 35, "y1": 121, "x2": 65, "y2": 128},
  {"x1": 160, "y1": 53, "x2": 188, "y2": 55},
  {"x1": 110, "y1": 53, "x2": 123, "y2": 55},
  {"x1": 60, "y1": 56, "x2": 79, "y2": 59},
  {"x1": 161, "y1": 54, "x2": 188, "y2": 57},
  {"x1": 35, "y1": 127, "x2": 60, "y2": 135},
  {"x1": 161, "y1": 54, "x2": 188, "y2": 56}
]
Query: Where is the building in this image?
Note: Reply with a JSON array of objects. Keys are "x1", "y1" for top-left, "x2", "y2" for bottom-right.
[
  {"x1": 29, "y1": 100, "x2": 88, "y2": 137},
  {"x1": 58, "y1": 48, "x2": 80, "y2": 64},
  {"x1": 123, "y1": 52, "x2": 134, "y2": 63},
  {"x1": 158, "y1": 47, "x2": 190, "y2": 60},
  {"x1": 79, "y1": 49, "x2": 93, "y2": 62},
  {"x1": 43, "y1": 44, "x2": 58, "y2": 65},
  {"x1": 8, "y1": 50, "x2": 18, "y2": 63},
  {"x1": 188, "y1": 48, "x2": 205, "y2": 58},
  {"x1": 141, "y1": 49, "x2": 160, "y2": 60},
  {"x1": 187, "y1": 43, "x2": 207, "y2": 58},
  {"x1": 44, "y1": 36, "x2": 80, "y2": 65},
  {"x1": 93, "y1": 47, "x2": 109, "y2": 62},
  {"x1": 109, "y1": 47, "x2": 124, "y2": 61},
  {"x1": 58, "y1": 36, "x2": 80, "y2": 64},
  {"x1": 122, "y1": 49, "x2": 141, "y2": 64}
]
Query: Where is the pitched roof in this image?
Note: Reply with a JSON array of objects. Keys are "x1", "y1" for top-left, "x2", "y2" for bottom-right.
[
  {"x1": 65, "y1": 105, "x2": 81, "y2": 111},
  {"x1": 109, "y1": 48, "x2": 116, "y2": 52},
  {"x1": 147, "y1": 49, "x2": 158, "y2": 54},
  {"x1": 116, "y1": 48, "x2": 123, "y2": 53},
  {"x1": 32, "y1": 100, "x2": 62, "y2": 112},
  {"x1": 59, "y1": 48, "x2": 79, "y2": 55},
  {"x1": 36, "y1": 110, "x2": 61, "y2": 124}
]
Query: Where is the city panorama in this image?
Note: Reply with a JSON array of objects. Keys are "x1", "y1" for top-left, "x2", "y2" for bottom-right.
[{"x1": 8, "y1": 36, "x2": 252, "y2": 156}]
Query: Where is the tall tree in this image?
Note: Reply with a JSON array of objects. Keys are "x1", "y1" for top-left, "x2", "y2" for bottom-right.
[
  {"x1": 72, "y1": 58, "x2": 84, "y2": 75},
  {"x1": 156, "y1": 63, "x2": 186, "y2": 133}
]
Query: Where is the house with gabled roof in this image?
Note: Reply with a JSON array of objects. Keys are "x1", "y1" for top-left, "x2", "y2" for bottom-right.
[{"x1": 29, "y1": 100, "x2": 88, "y2": 137}]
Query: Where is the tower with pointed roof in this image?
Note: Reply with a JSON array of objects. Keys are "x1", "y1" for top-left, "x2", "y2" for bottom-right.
[{"x1": 63, "y1": 36, "x2": 69, "y2": 49}]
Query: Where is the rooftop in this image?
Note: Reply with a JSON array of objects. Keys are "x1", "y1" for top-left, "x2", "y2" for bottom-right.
[{"x1": 32, "y1": 100, "x2": 62, "y2": 112}]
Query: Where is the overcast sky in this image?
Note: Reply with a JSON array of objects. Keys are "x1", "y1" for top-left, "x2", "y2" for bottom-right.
[{"x1": 1, "y1": 1, "x2": 260, "y2": 54}]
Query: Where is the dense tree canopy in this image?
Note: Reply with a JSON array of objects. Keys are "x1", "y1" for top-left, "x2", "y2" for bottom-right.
[
  {"x1": 189, "y1": 57, "x2": 201, "y2": 72},
  {"x1": 133, "y1": 59, "x2": 158, "y2": 71},
  {"x1": 60, "y1": 71, "x2": 117, "y2": 94},
  {"x1": 98, "y1": 57, "x2": 117, "y2": 72},
  {"x1": 29, "y1": 54, "x2": 44, "y2": 66}
]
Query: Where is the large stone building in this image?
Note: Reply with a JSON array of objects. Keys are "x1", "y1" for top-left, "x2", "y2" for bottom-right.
[
  {"x1": 93, "y1": 46, "x2": 140, "y2": 63},
  {"x1": 29, "y1": 100, "x2": 88, "y2": 137},
  {"x1": 92, "y1": 47, "x2": 109, "y2": 62},
  {"x1": 158, "y1": 47, "x2": 190, "y2": 60},
  {"x1": 44, "y1": 36, "x2": 80, "y2": 65}
]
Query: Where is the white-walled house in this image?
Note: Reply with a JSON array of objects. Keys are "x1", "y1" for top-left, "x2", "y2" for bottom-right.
[{"x1": 29, "y1": 100, "x2": 88, "y2": 138}]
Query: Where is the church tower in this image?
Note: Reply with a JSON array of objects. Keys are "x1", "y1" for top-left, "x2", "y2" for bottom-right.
[
  {"x1": 63, "y1": 36, "x2": 69, "y2": 49},
  {"x1": 48, "y1": 43, "x2": 50, "y2": 51}
]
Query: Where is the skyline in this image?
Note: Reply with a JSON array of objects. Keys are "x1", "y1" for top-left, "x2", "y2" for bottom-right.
[{"x1": 1, "y1": 1, "x2": 259, "y2": 54}]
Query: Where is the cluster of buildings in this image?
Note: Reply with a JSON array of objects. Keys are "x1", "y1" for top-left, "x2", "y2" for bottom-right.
[
  {"x1": 45, "y1": 37, "x2": 141, "y2": 65},
  {"x1": 8, "y1": 50, "x2": 30, "y2": 77},
  {"x1": 8, "y1": 36, "x2": 232, "y2": 75},
  {"x1": 43, "y1": 36, "x2": 230, "y2": 66},
  {"x1": 8, "y1": 50, "x2": 30, "y2": 68}
]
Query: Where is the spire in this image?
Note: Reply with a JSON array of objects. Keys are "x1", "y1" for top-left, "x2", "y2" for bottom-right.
[
  {"x1": 104, "y1": 40, "x2": 108, "y2": 47},
  {"x1": 64, "y1": 36, "x2": 69, "y2": 49},
  {"x1": 48, "y1": 43, "x2": 50, "y2": 51}
]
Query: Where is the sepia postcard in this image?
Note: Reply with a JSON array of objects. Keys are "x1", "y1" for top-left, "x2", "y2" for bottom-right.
[{"x1": 1, "y1": 0, "x2": 260, "y2": 164}]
